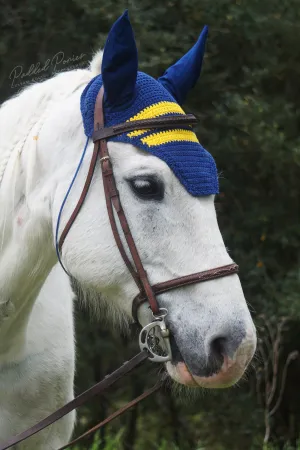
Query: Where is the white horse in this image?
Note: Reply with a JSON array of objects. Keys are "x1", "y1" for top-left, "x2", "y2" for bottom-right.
[{"x1": 0, "y1": 12, "x2": 257, "y2": 450}]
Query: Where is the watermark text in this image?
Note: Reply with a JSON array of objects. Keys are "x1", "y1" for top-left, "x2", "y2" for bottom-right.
[{"x1": 9, "y1": 51, "x2": 87, "y2": 89}]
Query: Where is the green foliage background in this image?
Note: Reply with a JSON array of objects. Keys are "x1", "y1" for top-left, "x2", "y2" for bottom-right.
[{"x1": 1, "y1": 0, "x2": 300, "y2": 448}]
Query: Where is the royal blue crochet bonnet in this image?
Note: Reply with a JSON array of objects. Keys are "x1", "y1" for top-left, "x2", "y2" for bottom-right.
[{"x1": 80, "y1": 11, "x2": 219, "y2": 197}]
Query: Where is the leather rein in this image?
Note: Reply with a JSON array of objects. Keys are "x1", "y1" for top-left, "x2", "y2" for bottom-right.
[{"x1": 0, "y1": 87, "x2": 238, "y2": 450}]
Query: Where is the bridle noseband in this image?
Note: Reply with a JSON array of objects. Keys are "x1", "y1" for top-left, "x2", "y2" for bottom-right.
[{"x1": 58, "y1": 86, "x2": 239, "y2": 362}]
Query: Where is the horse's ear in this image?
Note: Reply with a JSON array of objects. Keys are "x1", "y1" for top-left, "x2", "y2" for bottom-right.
[
  {"x1": 101, "y1": 10, "x2": 138, "y2": 107},
  {"x1": 158, "y1": 26, "x2": 208, "y2": 105}
]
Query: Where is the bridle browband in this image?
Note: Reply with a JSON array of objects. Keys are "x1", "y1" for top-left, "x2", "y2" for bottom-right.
[{"x1": 0, "y1": 87, "x2": 239, "y2": 450}]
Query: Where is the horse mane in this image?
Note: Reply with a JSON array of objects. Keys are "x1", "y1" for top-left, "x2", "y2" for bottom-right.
[
  {"x1": 0, "y1": 50, "x2": 103, "y2": 185},
  {"x1": 0, "y1": 51, "x2": 103, "y2": 247}
]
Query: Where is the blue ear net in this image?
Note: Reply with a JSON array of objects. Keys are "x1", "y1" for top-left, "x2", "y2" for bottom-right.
[
  {"x1": 101, "y1": 10, "x2": 138, "y2": 108},
  {"x1": 158, "y1": 26, "x2": 208, "y2": 105},
  {"x1": 81, "y1": 15, "x2": 218, "y2": 197}
]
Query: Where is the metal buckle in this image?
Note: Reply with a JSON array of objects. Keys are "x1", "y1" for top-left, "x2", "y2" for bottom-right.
[{"x1": 139, "y1": 308, "x2": 172, "y2": 362}]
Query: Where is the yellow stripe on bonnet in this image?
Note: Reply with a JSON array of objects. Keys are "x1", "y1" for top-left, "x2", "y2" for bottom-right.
[
  {"x1": 127, "y1": 101, "x2": 185, "y2": 137},
  {"x1": 141, "y1": 129, "x2": 199, "y2": 147}
]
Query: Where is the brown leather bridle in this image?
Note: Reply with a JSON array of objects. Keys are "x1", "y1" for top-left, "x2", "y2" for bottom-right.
[
  {"x1": 59, "y1": 86, "x2": 238, "y2": 323},
  {"x1": 0, "y1": 87, "x2": 239, "y2": 449}
]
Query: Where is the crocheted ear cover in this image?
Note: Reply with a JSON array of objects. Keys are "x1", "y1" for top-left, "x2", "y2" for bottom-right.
[{"x1": 80, "y1": 12, "x2": 218, "y2": 197}]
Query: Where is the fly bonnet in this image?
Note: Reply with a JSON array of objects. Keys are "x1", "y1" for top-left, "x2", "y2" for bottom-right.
[{"x1": 80, "y1": 10, "x2": 218, "y2": 197}]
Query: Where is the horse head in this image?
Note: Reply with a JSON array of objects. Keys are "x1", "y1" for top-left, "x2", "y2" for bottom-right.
[{"x1": 39, "y1": 11, "x2": 256, "y2": 388}]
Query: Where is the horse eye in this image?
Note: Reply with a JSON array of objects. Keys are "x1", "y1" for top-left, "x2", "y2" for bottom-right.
[{"x1": 128, "y1": 176, "x2": 164, "y2": 201}]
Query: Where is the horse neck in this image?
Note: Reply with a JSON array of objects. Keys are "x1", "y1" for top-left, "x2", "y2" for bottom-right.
[
  {"x1": 0, "y1": 113, "x2": 57, "y2": 367},
  {"x1": 0, "y1": 70, "x2": 92, "y2": 365}
]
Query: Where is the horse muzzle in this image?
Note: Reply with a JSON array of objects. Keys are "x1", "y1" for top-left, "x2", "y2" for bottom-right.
[{"x1": 166, "y1": 327, "x2": 256, "y2": 388}]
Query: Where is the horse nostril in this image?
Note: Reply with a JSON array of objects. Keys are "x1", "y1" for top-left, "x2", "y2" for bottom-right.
[
  {"x1": 209, "y1": 327, "x2": 245, "y2": 362},
  {"x1": 210, "y1": 336, "x2": 227, "y2": 362}
]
